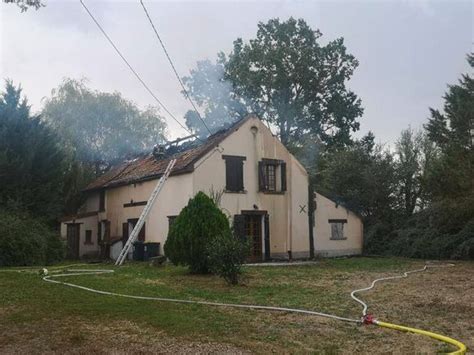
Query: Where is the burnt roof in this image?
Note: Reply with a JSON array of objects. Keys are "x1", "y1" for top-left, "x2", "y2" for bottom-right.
[{"x1": 84, "y1": 115, "x2": 252, "y2": 192}]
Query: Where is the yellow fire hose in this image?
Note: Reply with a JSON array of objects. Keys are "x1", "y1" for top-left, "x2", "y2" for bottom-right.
[
  {"x1": 373, "y1": 320, "x2": 467, "y2": 355},
  {"x1": 352, "y1": 263, "x2": 467, "y2": 354}
]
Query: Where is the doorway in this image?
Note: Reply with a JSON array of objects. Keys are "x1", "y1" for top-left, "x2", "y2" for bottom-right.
[
  {"x1": 66, "y1": 223, "x2": 80, "y2": 259},
  {"x1": 241, "y1": 211, "x2": 270, "y2": 262}
]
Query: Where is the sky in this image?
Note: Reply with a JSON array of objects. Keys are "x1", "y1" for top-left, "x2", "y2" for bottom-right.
[{"x1": 0, "y1": 0, "x2": 472, "y2": 143}]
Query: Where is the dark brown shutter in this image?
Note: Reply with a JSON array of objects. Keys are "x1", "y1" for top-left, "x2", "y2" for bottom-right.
[
  {"x1": 264, "y1": 214, "x2": 270, "y2": 260},
  {"x1": 280, "y1": 162, "x2": 287, "y2": 191},
  {"x1": 258, "y1": 161, "x2": 266, "y2": 191},
  {"x1": 99, "y1": 190, "x2": 105, "y2": 211},
  {"x1": 224, "y1": 156, "x2": 244, "y2": 192},
  {"x1": 233, "y1": 214, "x2": 246, "y2": 240},
  {"x1": 122, "y1": 222, "x2": 128, "y2": 245},
  {"x1": 98, "y1": 222, "x2": 102, "y2": 243},
  {"x1": 236, "y1": 159, "x2": 244, "y2": 191}
]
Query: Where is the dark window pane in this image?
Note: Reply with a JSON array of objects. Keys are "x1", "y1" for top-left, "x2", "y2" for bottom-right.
[
  {"x1": 85, "y1": 230, "x2": 92, "y2": 244},
  {"x1": 265, "y1": 164, "x2": 276, "y2": 191},
  {"x1": 99, "y1": 190, "x2": 105, "y2": 211}
]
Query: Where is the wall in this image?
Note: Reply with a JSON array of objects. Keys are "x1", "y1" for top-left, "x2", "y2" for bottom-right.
[
  {"x1": 290, "y1": 157, "x2": 310, "y2": 258},
  {"x1": 103, "y1": 173, "x2": 194, "y2": 247},
  {"x1": 192, "y1": 116, "x2": 311, "y2": 259},
  {"x1": 313, "y1": 193, "x2": 363, "y2": 257},
  {"x1": 60, "y1": 214, "x2": 100, "y2": 258}
]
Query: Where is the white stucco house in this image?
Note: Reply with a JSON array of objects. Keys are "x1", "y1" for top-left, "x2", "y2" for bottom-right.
[{"x1": 60, "y1": 115, "x2": 363, "y2": 261}]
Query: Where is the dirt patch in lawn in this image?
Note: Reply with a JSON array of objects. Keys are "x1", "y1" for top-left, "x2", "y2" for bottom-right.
[{"x1": 0, "y1": 317, "x2": 249, "y2": 355}]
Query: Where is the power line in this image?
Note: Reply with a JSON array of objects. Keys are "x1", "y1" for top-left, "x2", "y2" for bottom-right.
[
  {"x1": 139, "y1": 0, "x2": 212, "y2": 136},
  {"x1": 78, "y1": 0, "x2": 203, "y2": 142}
]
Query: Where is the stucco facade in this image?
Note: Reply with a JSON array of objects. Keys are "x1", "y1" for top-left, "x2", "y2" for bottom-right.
[{"x1": 60, "y1": 115, "x2": 363, "y2": 260}]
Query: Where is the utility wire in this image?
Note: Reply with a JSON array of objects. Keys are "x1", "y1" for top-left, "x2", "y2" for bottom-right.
[
  {"x1": 79, "y1": 0, "x2": 203, "y2": 142},
  {"x1": 139, "y1": 0, "x2": 212, "y2": 136}
]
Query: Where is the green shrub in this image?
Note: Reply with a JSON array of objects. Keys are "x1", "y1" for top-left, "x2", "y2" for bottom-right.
[
  {"x1": 0, "y1": 211, "x2": 64, "y2": 266},
  {"x1": 164, "y1": 191, "x2": 231, "y2": 273},
  {"x1": 207, "y1": 233, "x2": 249, "y2": 285},
  {"x1": 364, "y1": 196, "x2": 474, "y2": 260}
]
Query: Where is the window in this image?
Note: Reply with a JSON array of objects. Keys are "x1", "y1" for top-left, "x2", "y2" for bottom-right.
[
  {"x1": 259, "y1": 159, "x2": 287, "y2": 193},
  {"x1": 329, "y1": 219, "x2": 347, "y2": 240},
  {"x1": 265, "y1": 164, "x2": 276, "y2": 191},
  {"x1": 99, "y1": 190, "x2": 105, "y2": 211},
  {"x1": 222, "y1": 155, "x2": 246, "y2": 192},
  {"x1": 85, "y1": 230, "x2": 93, "y2": 244}
]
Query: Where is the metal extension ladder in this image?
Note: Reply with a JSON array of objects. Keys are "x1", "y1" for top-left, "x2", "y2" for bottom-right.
[{"x1": 115, "y1": 159, "x2": 177, "y2": 266}]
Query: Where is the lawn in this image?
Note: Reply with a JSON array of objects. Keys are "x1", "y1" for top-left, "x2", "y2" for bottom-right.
[{"x1": 0, "y1": 257, "x2": 472, "y2": 354}]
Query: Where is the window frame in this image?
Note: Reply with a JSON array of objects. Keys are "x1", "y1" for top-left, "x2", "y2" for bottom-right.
[
  {"x1": 329, "y1": 219, "x2": 348, "y2": 240},
  {"x1": 259, "y1": 159, "x2": 287, "y2": 194}
]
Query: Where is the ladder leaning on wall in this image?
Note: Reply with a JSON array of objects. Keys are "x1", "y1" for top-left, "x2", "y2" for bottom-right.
[{"x1": 115, "y1": 159, "x2": 177, "y2": 266}]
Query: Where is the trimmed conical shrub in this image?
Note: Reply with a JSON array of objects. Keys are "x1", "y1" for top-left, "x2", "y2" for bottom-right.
[{"x1": 164, "y1": 191, "x2": 231, "y2": 273}]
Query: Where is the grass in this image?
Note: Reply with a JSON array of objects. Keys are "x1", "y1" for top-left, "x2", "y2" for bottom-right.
[{"x1": 0, "y1": 257, "x2": 472, "y2": 353}]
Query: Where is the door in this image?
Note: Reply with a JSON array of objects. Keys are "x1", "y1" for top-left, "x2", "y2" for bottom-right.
[
  {"x1": 66, "y1": 224, "x2": 80, "y2": 259},
  {"x1": 245, "y1": 215, "x2": 263, "y2": 262},
  {"x1": 127, "y1": 219, "x2": 146, "y2": 242}
]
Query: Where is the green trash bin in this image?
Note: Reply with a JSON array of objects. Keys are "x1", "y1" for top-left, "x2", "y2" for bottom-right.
[
  {"x1": 133, "y1": 241, "x2": 145, "y2": 261},
  {"x1": 144, "y1": 242, "x2": 160, "y2": 261}
]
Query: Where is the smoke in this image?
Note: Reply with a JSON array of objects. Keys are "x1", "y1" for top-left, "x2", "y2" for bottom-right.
[
  {"x1": 182, "y1": 59, "x2": 248, "y2": 138},
  {"x1": 41, "y1": 78, "x2": 168, "y2": 169}
]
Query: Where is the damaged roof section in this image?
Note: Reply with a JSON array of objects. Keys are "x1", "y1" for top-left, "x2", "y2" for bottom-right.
[{"x1": 84, "y1": 115, "x2": 252, "y2": 192}]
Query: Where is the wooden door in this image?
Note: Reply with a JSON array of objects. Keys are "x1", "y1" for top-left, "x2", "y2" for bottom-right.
[
  {"x1": 245, "y1": 215, "x2": 262, "y2": 262},
  {"x1": 127, "y1": 219, "x2": 146, "y2": 242},
  {"x1": 66, "y1": 224, "x2": 80, "y2": 259}
]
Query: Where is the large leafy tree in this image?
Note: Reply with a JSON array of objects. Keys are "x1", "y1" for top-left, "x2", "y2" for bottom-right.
[
  {"x1": 42, "y1": 78, "x2": 167, "y2": 176},
  {"x1": 183, "y1": 18, "x2": 363, "y2": 149},
  {"x1": 424, "y1": 53, "x2": 474, "y2": 200},
  {"x1": 0, "y1": 81, "x2": 65, "y2": 220}
]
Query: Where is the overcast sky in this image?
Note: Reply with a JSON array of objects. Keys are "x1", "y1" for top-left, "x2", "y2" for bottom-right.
[{"x1": 1, "y1": 0, "x2": 472, "y2": 143}]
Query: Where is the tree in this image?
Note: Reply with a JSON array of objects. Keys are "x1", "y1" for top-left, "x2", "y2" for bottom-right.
[
  {"x1": 317, "y1": 134, "x2": 396, "y2": 224},
  {"x1": 42, "y1": 78, "x2": 167, "y2": 176},
  {"x1": 0, "y1": 80, "x2": 66, "y2": 220},
  {"x1": 164, "y1": 192, "x2": 232, "y2": 274},
  {"x1": 183, "y1": 18, "x2": 363, "y2": 148},
  {"x1": 424, "y1": 53, "x2": 474, "y2": 200},
  {"x1": 394, "y1": 128, "x2": 434, "y2": 216},
  {"x1": 3, "y1": 0, "x2": 44, "y2": 12}
]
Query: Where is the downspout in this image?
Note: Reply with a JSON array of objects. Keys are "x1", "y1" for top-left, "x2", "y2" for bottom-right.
[
  {"x1": 287, "y1": 156, "x2": 293, "y2": 260},
  {"x1": 308, "y1": 184, "x2": 315, "y2": 259}
]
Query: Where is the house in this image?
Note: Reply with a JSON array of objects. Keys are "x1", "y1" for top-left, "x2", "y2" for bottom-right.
[{"x1": 60, "y1": 115, "x2": 363, "y2": 261}]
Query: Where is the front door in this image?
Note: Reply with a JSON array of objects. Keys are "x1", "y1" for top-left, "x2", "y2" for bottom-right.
[
  {"x1": 127, "y1": 219, "x2": 146, "y2": 242},
  {"x1": 245, "y1": 214, "x2": 262, "y2": 262},
  {"x1": 66, "y1": 224, "x2": 80, "y2": 259}
]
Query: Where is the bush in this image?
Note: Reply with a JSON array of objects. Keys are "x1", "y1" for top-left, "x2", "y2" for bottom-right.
[
  {"x1": 0, "y1": 211, "x2": 64, "y2": 266},
  {"x1": 207, "y1": 233, "x2": 249, "y2": 285},
  {"x1": 364, "y1": 196, "x2": 474, "y2": 260},
  {"x1": 164, "y1": 191, "x2": 231, "y2": 273}
]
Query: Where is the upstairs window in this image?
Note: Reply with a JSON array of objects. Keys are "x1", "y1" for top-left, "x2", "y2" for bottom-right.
[
  {"x1": 99, "y1": 190, "x2": 105, "y2": 211},
  {"x1": 259, "y1": 159, "x2": 287, "y2": 193},
  {"x1": 329, "y1": 219, "x2": 347, "y2": 240},
  {"x1": 222, "y1": 155, "x2": 246, "y2": 192}
]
